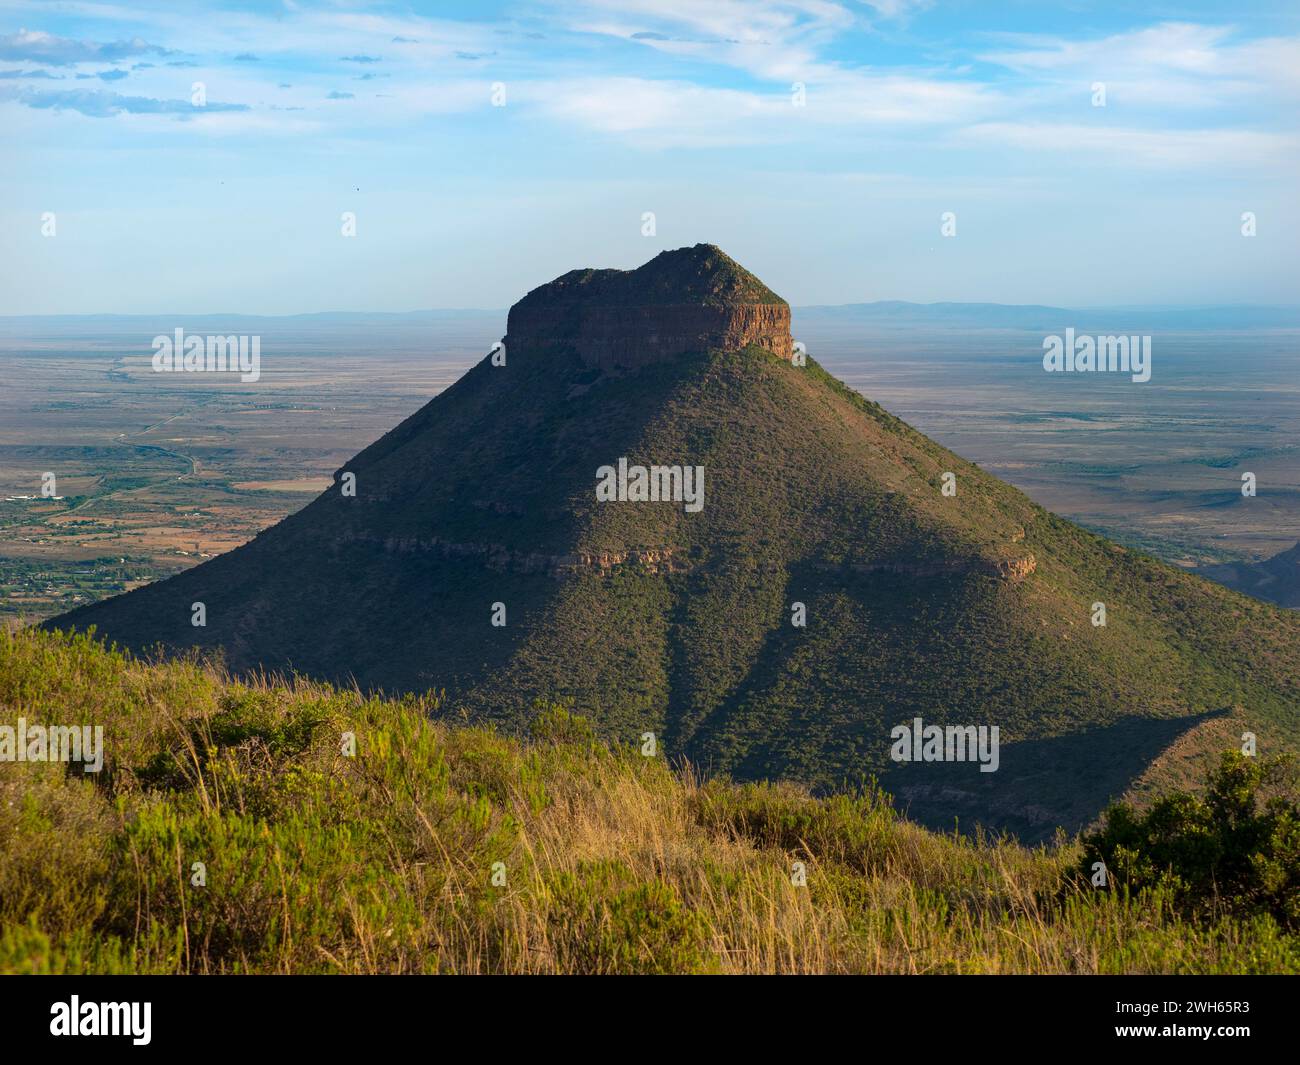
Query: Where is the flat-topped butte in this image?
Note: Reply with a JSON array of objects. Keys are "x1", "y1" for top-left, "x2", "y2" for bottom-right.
[{"x1": 507, "y1": 243, "x2": 794, "y2": 368}]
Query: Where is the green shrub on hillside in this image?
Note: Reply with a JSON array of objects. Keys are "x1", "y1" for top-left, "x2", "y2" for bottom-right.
[
  {"x1": 1082, "y1": 752, "x2": 1300, "y2": 927},
  {"x1": 543, "y1": 859, "x2": 714, "y2": 974}
]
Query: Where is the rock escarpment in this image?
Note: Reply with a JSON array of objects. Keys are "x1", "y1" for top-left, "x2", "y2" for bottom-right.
[
  {"x1": 506, "y1": 243, "x2": 793, "y2": 368},
  {"x1": 816, "y1": 553, "x2": 1037, "y2": 584},
  {"x1": 351, "y1": 532, "x2": 684, "y2": 578}
]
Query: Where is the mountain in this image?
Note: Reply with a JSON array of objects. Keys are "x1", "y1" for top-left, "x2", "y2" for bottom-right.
[
  {"x1": 1197, "y1": 542, "x2": 1300, "y2": 609},
  {"x1": 48, "y1": 244, "x2": 1300, "y2": 840}
]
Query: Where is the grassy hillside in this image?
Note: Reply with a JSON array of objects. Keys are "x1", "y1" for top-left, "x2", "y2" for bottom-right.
[{"x1": 3, "y1": 625, "x2": 1297, "y2": 975}]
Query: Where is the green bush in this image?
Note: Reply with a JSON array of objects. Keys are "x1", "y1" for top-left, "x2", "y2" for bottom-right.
[
  {"x1": 544, "y1": 860, "x2": 715, "y2": 974},
  {"x1": 529, "y1": 700, "x2": 597, "y2": 746},
  {"x1": 691, "y1": 778, "x2": 897, "y2": 871},
  {"x1": 1082, "y1": 751, "x2": 1300, "y2": 927}
]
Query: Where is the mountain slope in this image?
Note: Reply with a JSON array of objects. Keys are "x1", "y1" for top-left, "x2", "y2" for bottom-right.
[
  {"x1": 1198, "y1": 542, "x2": 1300, "y2": 609},
  {"x1": 49, "y1": 244, "x2": 1300, "y2": 839}
]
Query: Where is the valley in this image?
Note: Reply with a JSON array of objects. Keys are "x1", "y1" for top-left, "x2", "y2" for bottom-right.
[{"x1": 3, "y1": 309, "x2": 1295, "y2": 624}]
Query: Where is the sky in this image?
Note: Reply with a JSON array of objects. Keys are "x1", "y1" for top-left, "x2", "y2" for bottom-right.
[{"x1": 1, "y1": 0, "x2": 1298, "y2": 314}]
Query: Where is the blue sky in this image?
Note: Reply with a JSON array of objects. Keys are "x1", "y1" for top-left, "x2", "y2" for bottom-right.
[{"x1": 2, "y1": 0, "x2": 1297, "y2": 313}]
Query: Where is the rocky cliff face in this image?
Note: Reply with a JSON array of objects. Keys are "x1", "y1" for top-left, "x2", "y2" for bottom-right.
[
  {"x1": 506, "y1": 244, "x2": 793, "y2": 368},
  {"x1": 816, "y1": 553, "x2": 1037, "y2": 584}
]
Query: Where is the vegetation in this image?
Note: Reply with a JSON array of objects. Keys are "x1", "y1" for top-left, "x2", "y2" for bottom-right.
[
  {"x1": 3, "y1": 626, "x2": 1297, "y2": 975},
  {"x1": 0, "y1": 554, "x2": 171, "y2": 624},
  {"x1": 1082, "y1": 752, "x2": 1300, "y2": 929}
]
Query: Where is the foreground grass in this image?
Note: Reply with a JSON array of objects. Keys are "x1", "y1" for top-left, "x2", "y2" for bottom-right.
[{"x1": 2, "y1": 626, "x2": 1296, "y2": 974}]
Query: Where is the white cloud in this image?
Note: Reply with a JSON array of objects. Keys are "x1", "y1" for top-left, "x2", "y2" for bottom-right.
[
  {"x1": 962, "y1": 121, "x2": 1299, "y2": 169},
  {"x1": 6, "y1": 3, "x2": 1293, "y2": 171},
  {"x1": 982, "y1": 23, "x2": 1232, "y2": 75},
  {"x1": 531, "y1": 77, "x2": 776, "y2": 145},
  {"x1": 527, "y1": 70, "x2": 998, "y2": 148},
  {"x1": 563, "y1": 0, "x2": 855, "y2": 45},
  {"x1": 0, "y1": 27, "x2": 176, "y2": 65},
  {"x1": 546, "y1": 0, "x2": 1000, "y2": 142},
  {"x1": 980, "y1": 23, "x2": 1300, "y2": 108},
  {"x1": 858, "y1": 0, "x2": 931, "y2": 19}
]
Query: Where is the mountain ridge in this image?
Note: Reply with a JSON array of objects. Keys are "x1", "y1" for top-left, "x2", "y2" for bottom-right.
[{"x1": 6, "y1": 302, "x2": 1298, "y2": 326}]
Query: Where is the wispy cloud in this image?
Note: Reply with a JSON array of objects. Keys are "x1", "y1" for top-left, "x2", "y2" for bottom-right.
[
  {"x1": 3, "y1": 85, "x2": 248, "y2": 117},
  {"x1": 979, "y1": 22, "x2": 1300, "y2": 108},
  {"x1": 3, "y1": 3, "x2": 1293, "y2": 163},
  {"x1": 963, "y1": 121, "x2": 1299, "y2": 168},
  {"x1": 0, "y1": 67, "x2": 64, "y2": 79},
  {"x1": 529, "y1": 71, "x2": 998, "y2": 148},
  {"x1": 0, "y1": 28, "x2": 175, "y2": 65},
  {"x1": 563, "y1": 0, "x2": 855, "y2": 48}
]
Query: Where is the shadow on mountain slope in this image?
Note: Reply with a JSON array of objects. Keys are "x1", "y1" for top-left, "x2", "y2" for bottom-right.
[{"x1": 881, "y1": 708, "x2": 1231, "y2": 843}]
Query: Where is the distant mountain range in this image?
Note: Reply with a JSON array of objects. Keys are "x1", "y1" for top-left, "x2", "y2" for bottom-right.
[
  {"x1": 5, "y1": 303, "x2": 1300, "y2": 330},
  {"x1": 47, "y1": 245, "x2": 1300, "y2": 841},
  {"x1": 795, "y1": 302, "x2": 1300, "y2": 330}
]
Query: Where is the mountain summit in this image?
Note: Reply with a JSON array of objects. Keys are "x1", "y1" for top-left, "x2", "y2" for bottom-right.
[
  {"x1": 508, "y1": 243, "x2": 793, "y2": 367},
  {"x1": 50, "y1": 247, "x2": 1300, "y2": 839}
]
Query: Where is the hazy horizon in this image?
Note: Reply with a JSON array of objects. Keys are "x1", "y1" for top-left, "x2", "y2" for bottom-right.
[{"x1": 4, "y1": 299, "x2": 1300, "y2": 321}]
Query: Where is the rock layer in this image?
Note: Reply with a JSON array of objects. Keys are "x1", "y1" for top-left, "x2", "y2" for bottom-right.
[
  {"x1": 345, "y1": 533, "x2": 685, "y2": 578},
  {"x1": 506, "y1": 244, "x2": 793, "y2": 368}
]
